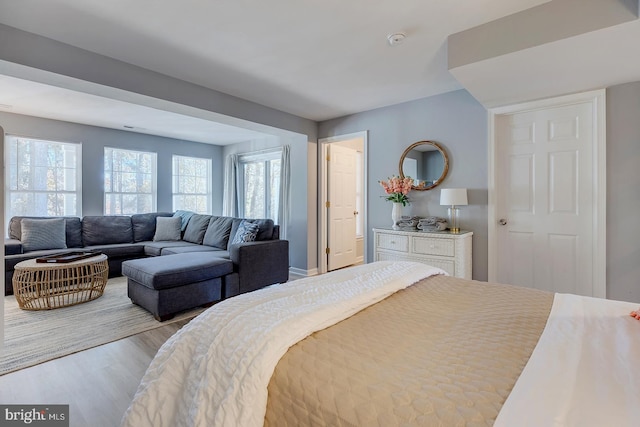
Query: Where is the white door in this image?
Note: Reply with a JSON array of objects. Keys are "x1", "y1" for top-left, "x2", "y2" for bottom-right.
[
  {"x1": 495, "y1": 100, "x2": 600, "y2": 296},
  {"x1": 327, "y1": 144, "x2": 357, "y2": 271}
]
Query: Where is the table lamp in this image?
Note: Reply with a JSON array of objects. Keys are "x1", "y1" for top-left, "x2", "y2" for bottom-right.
[{"x1": 440, "y1": 188, "x2": 468, "y2": 233}]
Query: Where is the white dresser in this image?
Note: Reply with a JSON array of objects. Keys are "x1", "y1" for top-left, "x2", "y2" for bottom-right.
[{"x1": 373, "y1": 228, "x2": 473, "y2": 279}]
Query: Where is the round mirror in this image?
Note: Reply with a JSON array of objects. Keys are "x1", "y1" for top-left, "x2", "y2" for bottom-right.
[{"x1": 398, "y1": 141, "x2": 449, "y2": 191}]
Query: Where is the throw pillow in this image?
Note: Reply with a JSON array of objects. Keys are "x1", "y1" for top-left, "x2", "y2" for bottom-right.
[
  {"x1": 173, "y1": 210, "x2": 195, "y2": 231},
  {"x1": 21, "y1": 218, "x2": 67, "y2": 252},
  {"x1": 230, "y1": 220, "x2": 259, "y2": 244},
  {"x1": 153, "y1": 216, "x2": 182, "y2": 241}
]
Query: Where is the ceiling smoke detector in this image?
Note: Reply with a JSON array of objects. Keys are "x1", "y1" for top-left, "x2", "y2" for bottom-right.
[{"x1": 387, "y1": 32, "x2": 406, "y2": 46}]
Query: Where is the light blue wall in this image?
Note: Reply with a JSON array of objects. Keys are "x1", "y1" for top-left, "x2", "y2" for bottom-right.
[
  {"x1": 319, "y1": 90, "x2": 488, "y2": 280},
  {"x1": 0, "y1": 111, "x2": 224, "y2": 216}
]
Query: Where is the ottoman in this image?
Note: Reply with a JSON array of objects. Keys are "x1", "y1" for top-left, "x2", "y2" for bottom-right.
[{"x1": 122, "y1": 253, "x2": 233, "y2": 321}]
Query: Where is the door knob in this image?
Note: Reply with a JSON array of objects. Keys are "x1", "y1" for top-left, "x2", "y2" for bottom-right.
[
  {"x1": 499, "y1": 219, "x2": 507, "y2": 226},
  {"x1": 353, "y1": 211, "x2": 359, "y2": 216}
]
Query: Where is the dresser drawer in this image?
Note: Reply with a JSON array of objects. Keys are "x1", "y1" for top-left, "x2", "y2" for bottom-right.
[
  {"x1": 413, "y1": 237, "x2": 454, "y2": 257},
  {"x1": 376, "y1": 233, "x2": 409, "y2": 252}
]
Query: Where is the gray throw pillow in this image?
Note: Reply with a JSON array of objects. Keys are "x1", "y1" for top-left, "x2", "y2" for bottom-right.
[
  {"x1": 21, "y1": 218, "x2": 67, "y2": 252},
  {"x1": 153, "y1": 217, "x2": 182, "y2": 241},
  {"x1": 230, "y1": 220, "x2": 259, "y2": 244}
]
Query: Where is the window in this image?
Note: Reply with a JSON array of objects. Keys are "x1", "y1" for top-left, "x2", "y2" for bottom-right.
[
  {"x1": 5, "y1": 135, "x2": 81, "y2": 221},
  {"x1": 172, "y1": 155, "x2": 212, "y2": 213},
  {"x1": 239, "y1": 150, "x2": 281, "y2": 220},
  {"x1": 104, "y1": 147, "x2": 156, "y2": 214}
]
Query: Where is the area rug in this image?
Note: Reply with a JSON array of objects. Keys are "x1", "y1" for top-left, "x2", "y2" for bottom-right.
[{"x1": 1, "y1": 276, "x2": 206, "y2": 375}]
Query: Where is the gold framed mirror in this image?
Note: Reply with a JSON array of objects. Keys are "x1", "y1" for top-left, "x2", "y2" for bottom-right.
[{"x1": 398, "y1": 140, "x2": 449, "y2": 191}]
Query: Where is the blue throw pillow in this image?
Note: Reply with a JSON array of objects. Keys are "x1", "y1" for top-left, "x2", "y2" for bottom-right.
[{"x1": 231, "y1": 220, "x2": 259, "y2": 244}]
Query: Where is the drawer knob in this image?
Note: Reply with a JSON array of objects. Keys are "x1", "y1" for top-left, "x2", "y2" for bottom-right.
[
  {"x1": 430, "y1": 244, "x2": 435, "y2": 249},
  {"x1": 390, "y1": 240, "x2": 396, "y2": 244}
]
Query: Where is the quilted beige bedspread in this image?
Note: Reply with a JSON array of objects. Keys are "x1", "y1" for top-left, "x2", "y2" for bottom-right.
[{"x1": 265, "y1": 274, "x2": 553, "y2": 426}]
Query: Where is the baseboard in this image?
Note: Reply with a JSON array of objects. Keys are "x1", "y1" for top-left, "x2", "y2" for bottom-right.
[{"x1": 289, "y1": 267, "x2": 319, "y2": 277}]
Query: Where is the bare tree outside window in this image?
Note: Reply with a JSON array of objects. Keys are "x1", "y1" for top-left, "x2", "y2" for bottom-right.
[
  {"x1": 5, "y1": 136, "x2": 81, "y2": 226},
  {"x1": 173, "y1": 155, "x2": 212, "y2": 213},
  {"x1": 239, "y1": 150, "x2": 281, "y2": 221},
  {"x1": 104, "y1": 147, "x2": 156, "y2": 214}
]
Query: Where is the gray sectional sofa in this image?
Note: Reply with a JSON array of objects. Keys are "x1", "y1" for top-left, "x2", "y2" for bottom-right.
[{"x1": 4, "y1": 212, "x2": 290, "y2": 300}]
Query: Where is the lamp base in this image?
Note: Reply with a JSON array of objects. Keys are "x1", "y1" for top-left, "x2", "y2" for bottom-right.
[{"x1": 447, "y1": 206, "x2": 461, "y2": 233}]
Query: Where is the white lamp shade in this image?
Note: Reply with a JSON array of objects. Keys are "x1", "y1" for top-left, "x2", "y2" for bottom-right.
[{"x1": 440, "y1": 188, "x2": 468, "y2": 206}]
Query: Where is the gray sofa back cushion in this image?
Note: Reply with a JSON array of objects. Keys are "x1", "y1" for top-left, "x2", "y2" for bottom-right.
[
  {"x1": 8, "y1": 216, "x2": 83, "y2": 248},
  {"x1": 82, "y1": 216, "x2": 134, "y2": 246},
  {"x1": 227, "y1": 218, "x2": 275, "y2": 250},
  {"x1": 131, "y1": 212, "x2": 173, "y2": 242},
  {"x1": 182, "y1": 214, "x2": 211, "y2": 244},
  {"x1": 203, "y1": 216, "x2": 234, "y2": 249}
]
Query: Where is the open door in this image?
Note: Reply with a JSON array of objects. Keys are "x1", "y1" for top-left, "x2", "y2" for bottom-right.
[{"x1": 327, "y1": 144, "x2": 357, "y2": 271}]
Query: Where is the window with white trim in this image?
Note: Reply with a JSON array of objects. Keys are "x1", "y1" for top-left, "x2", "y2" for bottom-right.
[
  {"x1": 172, "y1": 155, "x2": 212, "y2": 213},
  {"x1": 5, "y1": 135, "x2": 81, "y2": 221},
  {"x1": 104, "y1": 147, "x2": 156, "y2": 214},
  {"x1": 239, "y1": 149, "x2": 281, "y2": 221}
]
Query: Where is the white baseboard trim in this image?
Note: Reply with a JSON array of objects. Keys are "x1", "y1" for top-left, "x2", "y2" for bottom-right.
[{"x1": 289, "y1": 267, "x2": 319, "y2": 277}]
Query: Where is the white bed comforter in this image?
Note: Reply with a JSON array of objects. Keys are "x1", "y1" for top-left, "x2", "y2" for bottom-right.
[
  {"x1": 496, "y1": 293, "x2": 640, "y2": 426},
  {"x1": 121, "y1": 261, "x2": 445, "y2": 427}
]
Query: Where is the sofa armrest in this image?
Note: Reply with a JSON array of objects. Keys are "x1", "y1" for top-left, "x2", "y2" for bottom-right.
[
  {"x1": 229, "y1": 239, "x2": 289, "y2": 294},
  {"x1": 5, "y1": 239, "x2": 23, "y2": 255}
]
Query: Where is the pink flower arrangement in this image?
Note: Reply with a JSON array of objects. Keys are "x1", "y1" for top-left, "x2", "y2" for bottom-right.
[{"x1": 379, "y1": 175, "x2": 414, "y2": 206}]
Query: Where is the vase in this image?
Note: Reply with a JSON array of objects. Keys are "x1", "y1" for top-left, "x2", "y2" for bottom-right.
[{"x1": 391, "y1": 202, "x2": 402, "y2": 229}]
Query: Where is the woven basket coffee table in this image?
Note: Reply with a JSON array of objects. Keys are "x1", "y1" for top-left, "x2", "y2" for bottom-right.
[{"x1": 13, "y1": 254, "x2": 109, "y2": 310}]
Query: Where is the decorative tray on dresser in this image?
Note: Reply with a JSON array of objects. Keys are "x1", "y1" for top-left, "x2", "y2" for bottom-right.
[{"x1": 373, "y1": 228, "x2": 472, "y2": 279}]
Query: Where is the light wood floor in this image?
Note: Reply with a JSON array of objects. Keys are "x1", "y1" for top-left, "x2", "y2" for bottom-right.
[
  {"x1": 0, "y1": 319, "x2": 189, "y2": 427},
  {"x1": 0, "y1": 273, "x2": 307, "y2": 426}
]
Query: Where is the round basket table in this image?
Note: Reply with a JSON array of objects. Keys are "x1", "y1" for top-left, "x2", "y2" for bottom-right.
[{"x1": 13, "y1": 254, "x2": 109, "y2": 310}]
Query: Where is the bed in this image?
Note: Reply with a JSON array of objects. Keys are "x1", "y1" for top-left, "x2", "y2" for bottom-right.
[{"x1": 122, "y1": 261, "x2": 640, "y2": 426}]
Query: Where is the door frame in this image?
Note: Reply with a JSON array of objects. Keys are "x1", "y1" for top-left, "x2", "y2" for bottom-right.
[
  {"x1": 318, "y1": 131, "x2": 368, "y2": 275},
  {"x1": 488, "y1": 89, "x2": 606, "y2": 297}
]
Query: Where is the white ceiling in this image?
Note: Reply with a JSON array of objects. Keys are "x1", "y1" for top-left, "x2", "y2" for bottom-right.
[
  {"x1": 0, "y1": 74, "x2": 271, "y2": 145},
  {"x1": 1, "y1": 0, "x2": 638, "y2": 144}
]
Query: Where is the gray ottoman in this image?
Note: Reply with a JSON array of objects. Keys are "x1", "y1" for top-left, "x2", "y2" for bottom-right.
[{"x1": 122, "y1": 253, "x2": 233, "y2": 321}]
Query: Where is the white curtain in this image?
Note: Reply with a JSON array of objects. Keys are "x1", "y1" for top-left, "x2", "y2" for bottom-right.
[
  {"x1": 222, "y1": 154, "x2": 239, "y2": 217},
  {"x1": 278, "y1": 145, "x2": 291, "y2": 240}
]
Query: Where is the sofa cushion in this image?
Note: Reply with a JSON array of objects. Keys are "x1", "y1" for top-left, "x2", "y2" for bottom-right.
[
  {"x1": 83, "y1": 243, "x2": 146, "y2": 258},
  {"x1": 9, "y1": 216, "x2": 82, "y2": 248},
  {"x1": 21, "y1": 218, "x2": 67, "y2": 252},
  {"x1": 203, "y1": 216, "x2": 234, "y2": 249},
  {"x1": 153, "y1": 217, "x2": 182, "y2": 241},
  {"x1": 82, "y1": 216, "x2": 133, "y2": 246},
  {"x1": 143, "y1": 241, "x2": 197, "y2": 257},
  {"x1": 231, "y1": 220, "x2": 259, "y2": 244},
  {"x1": 162, "y1": 245, "x2": 229, "y2": 259},
  {"x1": 122, "y1": 253, "x2": 233, "y2": 290},
  {"x1": 131, "y1": 212, "x2": 173, "y2": 242},
  {"x1": 182, "y1": 214, "x2": 211, "y2": 244}
]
